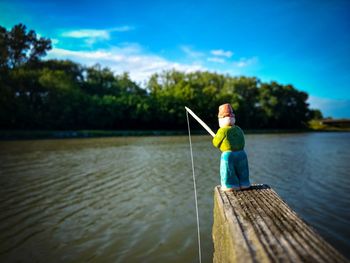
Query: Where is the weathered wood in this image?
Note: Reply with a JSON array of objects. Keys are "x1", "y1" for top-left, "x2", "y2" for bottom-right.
[{"x1": 213, "y1": 185, "x2": 348, "y2": 263}]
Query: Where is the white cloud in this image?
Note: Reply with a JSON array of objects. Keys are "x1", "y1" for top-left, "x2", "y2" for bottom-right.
[
  {"x1": 308, "y1": 96, "x2": 350, "y2": 118},
  {"x1": 110, "y1": 26, "x2": 134, "y2": 32},
  {"x1": 211, "y1": 49, "x2": 233, "y2": 58},
  {"x1": 47, "y1": 45, "x2": 205, "y2": 83},
  {"x1": 47, "y1": 45, "x2": 261, "y2": 83},
  {"x1": 181, "y1": 46, "x2": 204, "y2": 58},
  {"x1": 62, "y1": 29, "x2": 110, "y2": 39},
  {"x1": 61, "y1": 26, "x2": 134, "y2": 45},
  {"x1": 207, "y1": 57, "x2": 226, "y2": 63},
  {"x1": 232, "y1": 57, "x2": 258, "y2": 68}
]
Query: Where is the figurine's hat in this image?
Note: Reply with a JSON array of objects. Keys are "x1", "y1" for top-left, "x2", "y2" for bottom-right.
[{"x1": 218, "y1": 103, "x2": 234, "y2": 118}]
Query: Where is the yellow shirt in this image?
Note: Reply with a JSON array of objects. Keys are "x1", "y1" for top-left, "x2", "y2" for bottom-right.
[{"x1": 212, "y1": 126, "x2": 245, "y2": 152}]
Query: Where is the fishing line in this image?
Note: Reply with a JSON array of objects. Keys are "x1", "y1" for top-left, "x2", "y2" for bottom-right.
[{"x1": 186, "y1": 110, "x2": 202, "y2": 263}]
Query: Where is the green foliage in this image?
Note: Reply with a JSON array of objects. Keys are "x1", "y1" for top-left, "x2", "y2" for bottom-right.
[
  {"x1": 0, "y1": 23, "x2": 322, "y2": 131},
  {"x1": 0, "y1": 23, "x2": 51, "y2": 69},
  {"x1": 308, "y1": 109, "x2": 323, "y2": 120},
  {"x1": 259, "y1": 82, "x2": 310, "y2": 128},
  {"x1": 308, "y1": 119, "x2": 327, "y2": 130}
]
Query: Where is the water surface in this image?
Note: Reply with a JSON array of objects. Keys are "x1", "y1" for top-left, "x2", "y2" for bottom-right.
[{"x1": 0, "y1": 133, "x2": 349, "y2": 262}]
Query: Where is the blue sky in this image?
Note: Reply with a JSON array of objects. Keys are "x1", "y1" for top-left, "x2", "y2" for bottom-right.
[{"x1": 1, "y1": 0, "x2": 350, "y2": 117}]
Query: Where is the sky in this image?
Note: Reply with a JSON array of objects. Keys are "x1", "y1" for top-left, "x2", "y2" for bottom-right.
[{"x1": 1, "y1": 0, "x2": 350, "y2": 118}]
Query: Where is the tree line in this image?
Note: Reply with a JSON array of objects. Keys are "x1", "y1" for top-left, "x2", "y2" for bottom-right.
[{"x1": 0, "y1": 24, "x2": 323, "y2": 131}]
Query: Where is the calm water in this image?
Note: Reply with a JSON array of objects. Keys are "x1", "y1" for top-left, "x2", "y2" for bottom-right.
[{"x1": 0, "y1": 133, "x2": 349, "y2": 262}]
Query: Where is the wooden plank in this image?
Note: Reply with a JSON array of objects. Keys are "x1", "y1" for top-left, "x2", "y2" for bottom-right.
[{"x1": 212, "y1": 185, "x2": 348, "y2": 263}]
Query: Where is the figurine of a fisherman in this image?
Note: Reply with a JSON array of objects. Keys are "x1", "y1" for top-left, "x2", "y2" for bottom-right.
[{"x1": 212, "y1": 103, "x2": 251, "y2": 191}]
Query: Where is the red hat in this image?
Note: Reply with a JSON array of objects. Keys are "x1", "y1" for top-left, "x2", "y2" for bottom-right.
[{"x1": 218, "y1": 103, "x2": 234, "y2": 118}]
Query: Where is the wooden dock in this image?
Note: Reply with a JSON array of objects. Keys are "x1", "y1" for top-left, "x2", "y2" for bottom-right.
[{"x1": 213, "y1": 185, "x2": 348, "y2": 263}]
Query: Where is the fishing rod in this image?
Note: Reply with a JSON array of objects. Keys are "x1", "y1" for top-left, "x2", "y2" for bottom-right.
[{"x1": 185, "y1": 106, "x2": 215, "y2": 137}]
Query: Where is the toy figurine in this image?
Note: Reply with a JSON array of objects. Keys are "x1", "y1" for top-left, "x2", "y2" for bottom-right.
[{"x1": 212, "y1": 103, "x2": 251, "y2": 191}]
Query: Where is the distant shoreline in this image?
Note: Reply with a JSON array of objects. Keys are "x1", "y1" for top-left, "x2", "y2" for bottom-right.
[{"x1": 0, "y1": 128, "x2": 348, "y2": 140}]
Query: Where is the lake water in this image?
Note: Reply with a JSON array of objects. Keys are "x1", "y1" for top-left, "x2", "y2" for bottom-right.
[{"x1": 0, "y1": 133, "x2": 349, "y2": 262}]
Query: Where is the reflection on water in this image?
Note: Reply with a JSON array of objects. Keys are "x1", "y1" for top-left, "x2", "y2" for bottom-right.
[{"x1": 0, "y1": 133, "x2": 349, "y2": 262}]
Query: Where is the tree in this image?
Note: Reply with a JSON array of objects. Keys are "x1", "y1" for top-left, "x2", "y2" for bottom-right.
[
  {"x1": 222, "y1": 76, "x2": 264, "y2": 128},
  {"x1": 259, "y1": 82, "x2": 310, "y2": 129},
  {"x1": 309, "y1": 109, "x2": 323, "y2": 120},
  {"x1": 0, "y1": 23, "x2": 51, "y2": 69},
  {"x1": 0, "y1": 23, "x2": 324, "y2": 131}
]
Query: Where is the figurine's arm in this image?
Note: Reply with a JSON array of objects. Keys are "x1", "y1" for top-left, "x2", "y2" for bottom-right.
[{"x1": 212, "y1": 128, "x2": 225, "y2": 148}]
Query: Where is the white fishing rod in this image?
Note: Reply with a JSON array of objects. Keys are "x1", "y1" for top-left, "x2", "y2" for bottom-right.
[
  {"x1": 185, "y1": 106, "x2": 215, "y2": 137},
  {"x1": 185, "y1": 106, "x2": 215, "y2": 263}
]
